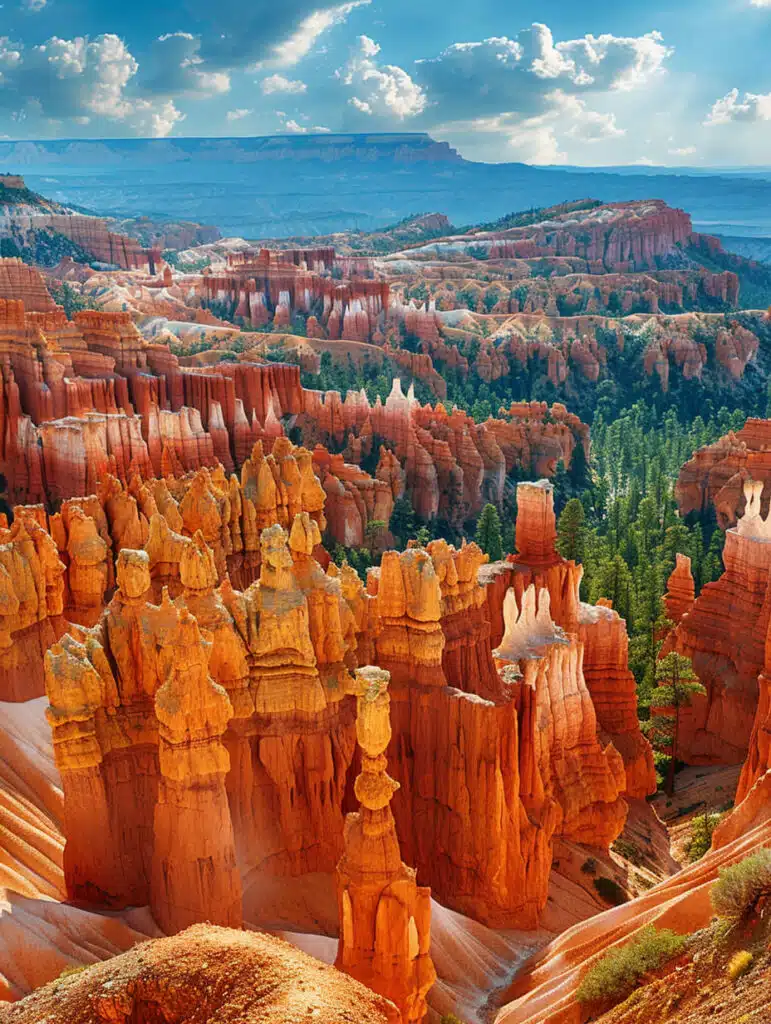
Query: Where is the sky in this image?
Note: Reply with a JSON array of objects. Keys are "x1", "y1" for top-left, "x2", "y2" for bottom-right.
[{"x1": 1, "y1": 0, "x2": 771, "y2": 165}]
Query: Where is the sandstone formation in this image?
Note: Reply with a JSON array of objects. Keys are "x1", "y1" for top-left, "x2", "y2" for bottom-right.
[
  {"x1": 336, "y1": 666, "x2": 436, "y2": 1022},
  {"x1": 200, "y1": 246, "x2": 390, "y2": 342},
  {"x1": 663, "y1": 478, "x2": 771, "y2": 763},
  {"x1": 0, "y1": 513, "x2": 66, "y2": 702},
  {"x1": 490, "y1": 480, "x2": 655, "y2": 801},
  {"x1": 27, "y1": 463, "x2": 652, "y2": 942},
  {"x1": 44, "y1": 547, "x2": 242, "y2": 932},
  {"x1": 663, "y1": 553, "x2": 695, "y2": 624},
  {"x1": 0, "y1": 926, "x2": 401, "y2": 1024},
  {"x1": 0, "y1": 285, "x2": 583, "y2": 545},
  {"x1": 676, "y1": 418, "x2": 771, "y2": 527}
]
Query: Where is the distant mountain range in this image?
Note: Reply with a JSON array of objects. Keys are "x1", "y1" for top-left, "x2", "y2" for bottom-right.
[{"x1": 5, "y1": 133, "x2": 771, "y2": 241}]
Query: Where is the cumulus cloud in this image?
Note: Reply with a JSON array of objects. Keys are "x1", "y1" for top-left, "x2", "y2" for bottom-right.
[
  {"x1": 339, "y1": 35, "x2": 426, "y2": 119},
  {"x1": 705, "y1": 88, "x2": 771, "y2": 125},
  {"x1": 0, "y1": 33, "x2": 184, "y2": 136},
  {"x1": 142, "y1": 33, "x2": 230, "y2": 98},
  {"x1": 414, "y1": 24, "x2": 671, "y2": 122},
  {"x1": 261, "y1": 73, "x2": 307, "y2": 95},
  {"x1": 669, "y1": 145, "x2": 696, "y2": 156},
  {"x1": 23, "y1": 0, "x2": 48, "y2": 12},
  {"x1": 750, "y1": 0, "x2": 771, "y2": 7},
  {"x1": 226, "y1": 108, "x2": 252, "y2": 121}
]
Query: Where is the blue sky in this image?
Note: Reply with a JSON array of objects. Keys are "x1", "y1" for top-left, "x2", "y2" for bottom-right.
[{"x1": 1, "y1": 0, "x2": 770, "y2": 165}]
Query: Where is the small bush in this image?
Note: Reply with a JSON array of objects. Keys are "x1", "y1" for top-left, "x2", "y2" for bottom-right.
[
  {"x1": 727, "y1": 950, "x2": 753, "y2": 981},
  {"x1": 711, "y1": 848, "x2": 771, "y2": 921},
  {"x1": 593, "y1": 877, "x2": 629, "y2": 906},
  {"x1": 581, "y1": 857, "x2": 598, "y2": 875},
  {"x1": 440, "y1": 1015, "x2": 466, "y2": 1024},
  {"x1": 612, "y1": 838, "x2": 644, "y2": 866},
  {"x1": 686, "y1": 812, "x2": 722, "y2": 862},
  {"x1": 577, "y1": 926, "x2": 687, "y2": 1005}
]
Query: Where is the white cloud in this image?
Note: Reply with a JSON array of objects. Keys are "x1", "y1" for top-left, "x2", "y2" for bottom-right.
[
  {"x1": 260, "y1": 73, "x2": 307, "y2": 95},
  {"x1": 226, "y1": 108, "x2": 252, "y2": 121},
  {"x1": 555, "y1": 92, "x2": 625, "y2": 142},
  {"x1": 0, "y1": 33, "x2": 184, "y2": 136},
  {"x1": 668, "y1": 145, "x2": 696, "y2": 156},
  {"x1": 750, "y1": 0, "x2": 771, "y2": 7},
  {"x1": 431, "y1": 91, "x2": 624, "y2": 164},
  {"x1": 23, "y1": 0, "x2": 47, "y2": 11},
  {"x1": 415, "y1": 24, "x2": 671, "y2": 122},
  {"x1": 262, "y1": 0, "x2": 370, "y2": 68},
  {"x1": 340, "y1": 35, "x2": 427, "y2": 119},
  {"x1": 705, "y1": 88, "x2": 771, "y2": 125}
]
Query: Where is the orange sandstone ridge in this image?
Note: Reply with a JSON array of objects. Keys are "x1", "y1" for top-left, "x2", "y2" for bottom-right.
[{"x1": 0, "y1": 925, "x2": 401, "y2": 1024}]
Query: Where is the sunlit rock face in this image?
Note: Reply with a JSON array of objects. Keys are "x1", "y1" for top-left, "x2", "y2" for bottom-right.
[{"x1": 336, "y1": 666, "x2": 436, "y2": 1023}]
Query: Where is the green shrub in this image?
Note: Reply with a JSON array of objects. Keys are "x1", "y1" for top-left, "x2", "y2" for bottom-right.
[
  {"x1": 711, "y1": 848, "x2": 771, "y2": 921},
  {"x1": 612, "y1": 838, "x2": 644, "y2": 866},
  {"x1": 593, "y1": 877, "x2": 629, "y2": 906},
  {"x1": 686, "y1": 812, "x2": 722, "y2": 862},
  {"x1": 727, "y1": 950, "x2": 753, "y2": 981},
  {"x1": 576, "y1": 926, "x2": 687, "y2": 1005},
  {"x1": 440, "y1": 1015, "x2": 466, "y2": 1024}
]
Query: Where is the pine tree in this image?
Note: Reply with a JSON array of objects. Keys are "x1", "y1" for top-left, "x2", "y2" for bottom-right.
[
  {"x1": 476, "y1": 503, "x2": 503, "y2": 561},
  {"x1": 389, "y1": 494, "x2": 415, "y2": 546},
  {"x1": 557, "y1": 497, "x2": 587, "y2": 562},
  {"x1": 648, "y1": 652, "x2": 705, "y2": 796},
  {"x1": 568, "y1": 440, "x2": 590, "y2": 492},
  {"x1": 591, "y1": 553, "x2": 636, "y2": 628},
  {"x1": 364, "y1": 519, "x2": 387, "y2": 553}
]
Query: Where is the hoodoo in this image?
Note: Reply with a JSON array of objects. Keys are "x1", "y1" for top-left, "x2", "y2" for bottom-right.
[{"x1": 336, "y1": 666, "x2": 436, "y2": 1023}]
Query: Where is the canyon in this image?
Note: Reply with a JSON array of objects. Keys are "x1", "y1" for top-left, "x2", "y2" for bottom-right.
[{"x1": 1, "y1": 184, "x2": 771, "y2": 1024}]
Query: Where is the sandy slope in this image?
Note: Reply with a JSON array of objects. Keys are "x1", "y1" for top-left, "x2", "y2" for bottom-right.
[{"x1": 494, "y1": 807, "x2": 771, "y2": 1024}]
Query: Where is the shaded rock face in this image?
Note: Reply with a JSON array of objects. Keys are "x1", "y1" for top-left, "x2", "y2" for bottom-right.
[
  {"x1": 492, "y1": 480, "x2": 655, "y2": 802},
  {"x1": 664, "y1": 478, "x2": 771, "y2": 765},
  {"x1": 676, "y1": 418, "x2": 771, "y2": 529},
  {"x1": 0, "y1": 925, "x2": 400, "y2": 1024}
]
